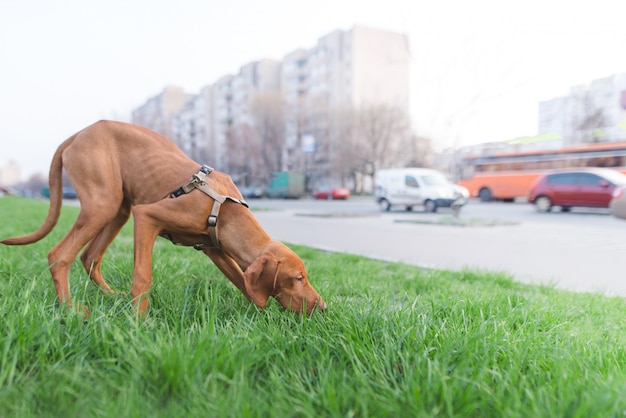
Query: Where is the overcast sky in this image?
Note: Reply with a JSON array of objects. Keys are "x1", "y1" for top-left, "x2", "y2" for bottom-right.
[{"x1": 2, "y1": 0, "x2": 625, "y2": 179}]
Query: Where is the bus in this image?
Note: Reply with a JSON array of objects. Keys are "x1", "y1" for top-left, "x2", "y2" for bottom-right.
[{"x1": 458, "y1": 141, "x2": 626, "y2": 201}]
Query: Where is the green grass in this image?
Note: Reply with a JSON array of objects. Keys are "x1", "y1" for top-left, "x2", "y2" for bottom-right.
[{"x1": 1, "y1": 196, "x2": 626, "y2": 417}]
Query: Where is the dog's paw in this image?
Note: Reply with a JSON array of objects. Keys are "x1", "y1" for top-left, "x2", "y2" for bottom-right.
[
  {"x1": 75, "y1": 303, "x2": 91, "y2": 320},
  {"x1": 60, "y1": 301, "x2": 90, "y2": 321}
]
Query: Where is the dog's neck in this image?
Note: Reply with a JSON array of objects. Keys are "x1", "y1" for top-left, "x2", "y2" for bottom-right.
[{"x1": 217, "y1": 205, "x2": 272, "y2": 269}]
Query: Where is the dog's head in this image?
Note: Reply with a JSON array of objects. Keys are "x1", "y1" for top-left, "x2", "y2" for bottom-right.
[{"x1": 243, "y1": 241, "x2": 326, "y2": 315}]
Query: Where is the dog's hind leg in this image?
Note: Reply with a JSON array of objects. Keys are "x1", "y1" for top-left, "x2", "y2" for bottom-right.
[
  {"x1": 80, "y1": 200, "x2": 131, "y2": 294},
  {"x1": 48, "y1": 203, "x2": 121, "y2": 311}
]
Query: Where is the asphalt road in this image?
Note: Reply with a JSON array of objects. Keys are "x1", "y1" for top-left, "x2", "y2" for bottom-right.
[{"x1": 251, "y1": 197, "x2": 626, "y2": 296}]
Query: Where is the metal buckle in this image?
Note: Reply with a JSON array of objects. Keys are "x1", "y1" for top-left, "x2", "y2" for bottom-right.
[
  {"x1": 169, "y1": 187, "x2": 185, "y2": 198},
  {"x1": 207, "y1": 215, "x2": 218, "y2": 227},
  {"x1": 190, "y1": 174, "x2": 208, "y2": 189}
]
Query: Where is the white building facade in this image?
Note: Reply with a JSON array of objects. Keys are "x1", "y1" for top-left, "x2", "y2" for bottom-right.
[
  {"x1": 0, "y1": 161, "x2": 21, "y2": 186},
  {"x1": 538, "y1": 72, "x2": 626, "y2": 143},
  {"x1": 131, "y1": 86, "x2": 190, "y2": 145},
  {"x1": 172, "y1": 85, "x2": 213, "y2": 164},
  {"x1": 282, "y1": 25, "x2": 410, "y2": 171},
  {"x1": 210, "y1": 60, "x2": 282, "y2": 173},
  {"x1": 131, "y1": 25, "x2": 410, "y2": 182}
]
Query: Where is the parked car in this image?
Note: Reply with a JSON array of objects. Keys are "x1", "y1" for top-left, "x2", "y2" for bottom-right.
[
  {"x1": 239, "y1": 186, "x2": 265, "y2": 199},
  {"x1": 610, "y1": 186, "x2": 626, "y2": 220},
  {"x1": 528, "y1": 168, "x2": 626, "y2": 212},
  {"x1": 62, "y1": 187, "x2": 78, "y2": 199},
  {"x1": 312, "y1": 186, "x2": 350, "y2": 200},
  {"x1": 43, "y1": 186, "x2": 78, "y2": 199},
  {"x1": 374, "y1": 168, "x2": 469, "y2": 212},
  {"x1": 265, "y1": 172, "x2": 305, "y2": 199}
]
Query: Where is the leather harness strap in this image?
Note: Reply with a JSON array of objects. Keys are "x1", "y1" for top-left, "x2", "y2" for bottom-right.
[{"x1": 168, "y1": 165, "x2": 248, "y2": 249}]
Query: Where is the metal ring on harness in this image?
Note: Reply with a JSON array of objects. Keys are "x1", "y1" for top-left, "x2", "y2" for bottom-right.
[{"x1": 168, "y1": 165, "x2": 248, "y2": 249}]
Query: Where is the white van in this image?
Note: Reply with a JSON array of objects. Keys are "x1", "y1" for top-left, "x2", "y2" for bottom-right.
[{"x1": 374, "y1": 168, "x2": 469, "y2": 212}]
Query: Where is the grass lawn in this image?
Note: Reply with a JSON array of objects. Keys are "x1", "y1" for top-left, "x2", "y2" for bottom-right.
[{"x1": 1, "y1": 196, "x2": 626, "y2": 417}]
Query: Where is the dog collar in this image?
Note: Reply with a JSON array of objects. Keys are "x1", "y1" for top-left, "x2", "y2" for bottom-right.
[{"x1": 168, "y1": 165, "x2": 249, "y2": 249}]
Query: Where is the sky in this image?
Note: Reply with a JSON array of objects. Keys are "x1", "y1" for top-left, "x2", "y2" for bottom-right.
[{"x1": 1, "y1": 0, "x2": 626, "y2": 180}]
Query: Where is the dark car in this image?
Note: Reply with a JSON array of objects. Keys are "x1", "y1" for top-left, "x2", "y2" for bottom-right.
[
  {"x1": 239, "y1": 186, "x2": 265, "y2": 199},
  {"x1": 528, "y1": 168, "x2": 626, "y2": 212}
]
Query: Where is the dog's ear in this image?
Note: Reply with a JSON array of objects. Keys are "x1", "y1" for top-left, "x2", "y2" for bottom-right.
[{"x1": 243, "y1": 254, "x2": 281, "y2": 309}]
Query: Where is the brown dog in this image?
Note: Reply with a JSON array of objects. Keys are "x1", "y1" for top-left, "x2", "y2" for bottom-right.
[{"x1": 1, "y1": 120, "x2": 326, "y2": 315}]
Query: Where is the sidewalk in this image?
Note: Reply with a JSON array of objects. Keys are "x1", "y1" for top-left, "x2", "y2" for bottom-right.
[{"x1": 254, "y1": 209, "x2": 626, "y2": 297}]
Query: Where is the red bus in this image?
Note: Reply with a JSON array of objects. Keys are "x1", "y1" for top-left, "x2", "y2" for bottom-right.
[{"x1": 458, "y1": 141, "x2": 626, "y2": 201}]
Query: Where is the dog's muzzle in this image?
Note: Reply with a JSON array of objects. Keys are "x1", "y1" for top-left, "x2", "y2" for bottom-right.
[{"x1": 314, "y1": 298, "x2": 327, "y2": 312}]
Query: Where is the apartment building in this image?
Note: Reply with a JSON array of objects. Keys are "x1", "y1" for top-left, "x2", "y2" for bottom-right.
[
  {"x1": 538, "y1": 72, "x2": 626, "y2": 143},
  {"x1": 0, "y1": 160, "x2": 21, "y2": 186},
  {"x1": 282, "y1": 25, "x2": 410, "y2": 170},
  {"x1": 131, "y1": 86, "x2": 190, "y2": 145},
  {"x1": 131, "y1": 25, "x2": 410, "y2": 183},
  {"x1": 172, "y1": 85, "x2": 213, "y2": 164},
  {"x1": 231, "y1": 60, "x2": 282, "y2": 127},
  {"x1": 210, "y1": 60, "x2": 282, "y2": 173}
]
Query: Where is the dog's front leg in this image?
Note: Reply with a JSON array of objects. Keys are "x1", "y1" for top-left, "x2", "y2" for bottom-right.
[
  {"x1": 130, "y1": 205, "x2": 161, "y2": 315},
  {"x1": 202, "y1": 248, "x2": 254, "y2": 303}
]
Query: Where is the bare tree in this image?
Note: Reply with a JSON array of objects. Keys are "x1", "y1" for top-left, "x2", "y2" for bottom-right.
[
  {"x1": 573, "y1": 89, "x2": 607, "y2": 143},
  {"x1": 404, "y1": 134, "x2": 434, "y2": 168},
  {"x1": 304, "y1": 106, "x2": 333, "y2": 189},
  {"x1": 292, "y1": 103, "x2": 430, "y2": 193},
  {"x1": 326, "y1": 107, "x2": 355, "y2": 186},
  {"x1": 22, "y1": 173, "x2": 47, "y2": 197},
  {"x1": 222, "y1": 92, "x2": 287, "y2": 186},
  {"x1": 412, "y1": 22, "x2": 529, "y2": 151},
  {"x1": 325, "y1": 104, "x2": 419, "y2": 193},
  {"x1": 224, "y1": 123, "x2": 261, "y2": 186},
  {"x1": 355, "y1": 104, "x2": 411, "y2": 169},
  {"x1": 251, "y1": 92, "x2": 286, "y2": 182}
]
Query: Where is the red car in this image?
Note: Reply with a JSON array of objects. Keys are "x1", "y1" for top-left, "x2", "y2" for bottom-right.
[
  {"x1": 528, "y1": 168, "x2": 626, "y2": 212},
  {"x1": 610, "y1": 186, "x2": 626, "y2": 220},
  {"x1": 312, "y1": 186, "x2": 351, "y2": 200}
]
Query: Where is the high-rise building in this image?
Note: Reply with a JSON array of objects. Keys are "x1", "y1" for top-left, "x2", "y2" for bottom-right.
[
  {"x1": 0, "y1": 160, "x2": 21, "y2": 186},
  {"x1": 131, "y1": 25, "x2": 411, "y2": 181},
  {"x1": 172, "y1": 85, "x2": 213, "y2": 164},
  {"x1": 282, "y1": 25, "x2": 410, "y2": 169},
  {"x1": 208, "y1": 60, "x2": 282, "y2": 172},
  {"x1": 538, "y1": 72, "x2": 626, "y2": 143},
  {"x1": 131, "y1": 86, "x2": 191, "y2": 145}
]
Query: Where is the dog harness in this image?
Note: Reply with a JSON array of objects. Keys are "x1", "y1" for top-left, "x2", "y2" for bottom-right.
[{"x1": 168, "y1": 165, "x2": 248, "y2": 249}]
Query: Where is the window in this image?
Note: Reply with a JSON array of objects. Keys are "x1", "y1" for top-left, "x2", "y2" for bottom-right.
[
  {"x1": 577, "y1": 173, "x2": 602, "y2": 186},
  {"x1": 547, "y1": 173, "x2": 576, "y2": 185},
  {"x1": 405, "y1": 175, "x2": 419, "y2": 188},
  {"x1": 420, "y1": 174, "x2": 448, "y2": 186}
]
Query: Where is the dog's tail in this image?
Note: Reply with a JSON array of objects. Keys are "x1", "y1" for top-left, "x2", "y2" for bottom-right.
[{"x1": 1, "y1": 135, "x2": 75, "y2": 246}]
